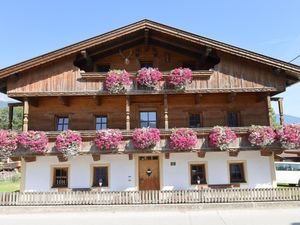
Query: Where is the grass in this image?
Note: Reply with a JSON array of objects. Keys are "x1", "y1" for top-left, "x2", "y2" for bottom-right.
[{"x1": 0, "y1": 180, "x2": 20, "y2": 192}]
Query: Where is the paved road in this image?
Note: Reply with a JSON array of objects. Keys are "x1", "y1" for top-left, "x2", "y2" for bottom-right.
[{"x1": 1, "y1": 208, "x2": 300, "y2": 225}]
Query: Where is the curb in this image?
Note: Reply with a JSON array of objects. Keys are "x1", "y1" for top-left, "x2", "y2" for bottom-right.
[{"x1": 0, "y1": 201, "x2": 300, "y2": 214}]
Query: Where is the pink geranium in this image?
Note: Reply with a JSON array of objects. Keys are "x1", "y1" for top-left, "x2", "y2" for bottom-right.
[
  {"x1": 136, "y1": 67, "x2": 162, "y2": 88},
  {"x1": 276, "y1": 124, "x2": 300, "y2": 149},
  {"x1": 132, "y1": 128, "x2": 160, "y2": 150},
  {"x1": 169, "y1": 68, "x2": 192, "y2": 90},
  {"x1": 209, "y1": 126, "x2": 237, "y2": 151},
  {"x1": 0, "y1": 129, "x2": 18, "y2": 157},
  {"x1": 105, "y1": 70, "x2": 132, "y2": 93},
  {"x1": 18, "y1": 130, "x2": 48, "y2": 153},
  {"x1": 169, "y1": 128, "x2": 198, "y2": 150},
  {"x1": 55, "y1": 130, "x2": 82, "y2": 157},
  {"x1": 248, "y1": 126, "x2": 276, "y2": 148},
  {"x1": 95, "y1": 129, "x2": 123, "y2": 151}
]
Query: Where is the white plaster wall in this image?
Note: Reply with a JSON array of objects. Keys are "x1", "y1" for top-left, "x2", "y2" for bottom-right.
[
  {"x1": 24, "y1": 151, "x2": 273, "y2": 192},
  {"x1": 24, "y1": 155, "x2": 136, "y2": 192},
  {"x1": 162, "y1": 151, "x2": 273, "y2": 190}
]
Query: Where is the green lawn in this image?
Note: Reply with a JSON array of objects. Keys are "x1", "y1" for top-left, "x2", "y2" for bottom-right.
[{"x1": 0, "y1": 180, "x2": 20, "y2": 192}]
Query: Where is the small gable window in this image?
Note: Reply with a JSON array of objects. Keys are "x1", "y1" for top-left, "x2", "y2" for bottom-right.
[{"x1": 227, "y1": 112, "x2": 239, "y2": 127}]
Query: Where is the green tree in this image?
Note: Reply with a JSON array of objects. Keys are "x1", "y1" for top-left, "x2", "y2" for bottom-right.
[
  {"x1": 270, "y1": 107, "x2": 281, "y2": 129},
  {"x1": 0, "y1": 106, "x2": 23, "y2": 131}
]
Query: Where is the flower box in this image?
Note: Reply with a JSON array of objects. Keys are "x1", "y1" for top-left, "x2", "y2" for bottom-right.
[
  {"x1": 18, "y1": 131, "x2": 48, "y2": 153},
  {"x1": 55, "y1": 130, "x2": 82, "y2": 157},
  {"x1": 94, "y1": 129, "x2": 123, "y2": 151},
  {"x1": 136, "y1": 67, "x2": 162, "y2": 89},
  {"x1": 209, "y1": 126, "x2": 237, "y2": 151},
  {"x1": 168, "y1": 68, "x2": 192, "y2": 90},
  {"x1": 105, "y1": 70, "x2": 132, "y2": 93},
  {"x1": 0, "y1": 129, "x2": 18, "y2": 157},
  {"x1": 248, "y1": 126, "x2": 276, "y2": 148},
  {"x1": 132, "y1": 128, "x2": 160, "y2": 150},
  {"x1": 276, "y1": 124, "x2": 300, "y2": 149},
  {"x1": 169, "y1": 128, "x2": 198, "y2": 151}
]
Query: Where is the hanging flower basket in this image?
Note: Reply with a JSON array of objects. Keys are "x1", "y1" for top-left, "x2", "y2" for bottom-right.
[
  {"x1": 248, "y1": 125, "x2": 276, "y2": 148},
  {"x1": 18, "y1": 130, "x2": 48, "y2": 153},
  {"x1": 105, "y1": 70, "x2": 132, "y2": 93},
  {"x1": 0, "y1": 130, "x2": 18, "y2": 157},
  {"x1": 169, "y1": 128, "x2": 198, "y2": 151},
  {"x1": 95, "y1": 129, "x2": 123, "y2": 151},
  {"x1": 209, "y1": 126, "x2": 237, "y2": 151},
  {"x1": 132, "y1": 128, "x2": 160, "y2": 150},
  {"x1": 276, "y1": 124, "x2": 300, "y2": 149},
  {"x1": 55, "y1": 130, "x2": 82, "y2": 157},
  {"x1": 168, "y1": 68, "x2": 193, "y2": 90},
  {"x1": 136, "y1": 67, "x2": 162, "y2": 89}
]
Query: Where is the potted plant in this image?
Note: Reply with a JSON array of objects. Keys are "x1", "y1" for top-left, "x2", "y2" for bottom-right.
[
  {"x1": 169, "y1": 128, "x2": 198, "y2": 151},
  {"x1": 17, "y1": 130, "x2": 48, "y2": 153},
  {"x1": 276, "y1": 124, "x2": 300, "y2": 149},
  {"x1": 136, "y1": 67, "x2": 162, "y2": 89},
  {"x1": 0, "y1": 129, "x2": 18, "y2": 157},
  {"x1": 55, "y1": 130, "x2": 82, "y2": 158},
  {"x1": 132, "y1": 128, "x2": 160, "y2": 150},
  {"x1": 94, "y1": 129, "x2": 123, "y2": 151},
  {"x1": 168, "y1": 68, "x2": 192, "y2": 90},
  {"x1": 209, "y1": 126, "x2": 237, "y2": 151},
  {"x1": 105, "y1": 69, "x2": 132, "y2": 93}
]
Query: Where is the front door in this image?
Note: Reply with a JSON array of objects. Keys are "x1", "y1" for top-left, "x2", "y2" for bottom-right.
[{"x1": 138, "y1": 156, "x2": 160, "y2": 190}]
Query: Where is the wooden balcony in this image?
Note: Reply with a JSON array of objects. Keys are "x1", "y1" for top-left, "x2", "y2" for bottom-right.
[{"x1": 10, "y1": 127, "x2": 283, "y2": 161}]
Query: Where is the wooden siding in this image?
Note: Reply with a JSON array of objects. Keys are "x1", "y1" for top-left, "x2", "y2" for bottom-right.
[
  {"x1": 28, "y1": 94, "x2": 268, "y2": 131},
  {"x1": 7, "y1": 45, "x2": 285, "y2": 96}
]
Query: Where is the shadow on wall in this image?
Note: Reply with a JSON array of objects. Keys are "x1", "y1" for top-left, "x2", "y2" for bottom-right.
[{"x1": 291, "y1": 223, "x2": 300, "y2": 225}]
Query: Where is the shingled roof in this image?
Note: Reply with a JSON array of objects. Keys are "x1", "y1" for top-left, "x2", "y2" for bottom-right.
[{"x1": 0, "y1": 19, "x2": 300, "y2": 82}]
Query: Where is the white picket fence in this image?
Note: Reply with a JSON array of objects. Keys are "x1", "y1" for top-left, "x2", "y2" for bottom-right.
[{"x1": 0, "y1": 188, "x2": 300, "y2": 206}]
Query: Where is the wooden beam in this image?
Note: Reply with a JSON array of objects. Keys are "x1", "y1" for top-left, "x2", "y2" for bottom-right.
[
  {"x1": 58, "y1": 96, "x2": 70, "y2": 106},
  {"x1": 23, "y1": 98, "x2": 29, "y2": 132},
  {"x1": 24, "y1": 156, "x2": 36, "y2": 162},
  {"x1": 266, "y1": 95, "x2": 273, "y2": 126},
  {"x1": 194, "y1": 94, "x2": 202, "y2": 105},
  {"x1": 8, "y1": 105, "x2": 13, "y2": 129},
  {"x1": 29, "y1": 98, "x2": 39, "y2": 107},
  {"x1": 57, "y1": 155, "x2": 68, "y2": 162},
  {"x1": 126, "y1": 96, "x2": 130, "y2": 130},
  {"x1": 227, "y1": 93, "x2": 237, "y2": 103},
  {"x1": 128, "y1": 154, "x2": 133, "y2": 160},
  {"x1": 165, "y1": 152, "x2": 170, "y2": 159},
  {"x1": 92, "y1": 154, "x2": 101, "y2": 161},
  {"x1": 278, "y1": 97, "x2": 284, "y2": 125},
  {"x1": 93, "y1": 96, "x2": 101, "y2": 106},
  {"x1": 144, "y1": 28, "x2": 149, "y2": 50},
  {"x1": 164, "y1": 94, "x2": 169, "y2": 130},
  {"x1": 197, "y1": 151, "x2": 206, "y2": 158}
]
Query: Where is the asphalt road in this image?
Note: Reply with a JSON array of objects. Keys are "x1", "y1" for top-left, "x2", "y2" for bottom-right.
[{"x1": 0, "y1": 208, "x2": 300, "y2": 225}]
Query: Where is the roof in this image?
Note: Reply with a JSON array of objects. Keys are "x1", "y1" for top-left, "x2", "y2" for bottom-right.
[{"x1": 0, "y1": 19, "x2": 300, "y2": 81}]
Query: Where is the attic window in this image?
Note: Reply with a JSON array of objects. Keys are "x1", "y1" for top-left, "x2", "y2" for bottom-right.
[
  {"x1": 96, "y1": 64, "x2": 110, "y2": 72},
  {"x1": 140, "y1": 61, "x2": 153, "y2": 68}
]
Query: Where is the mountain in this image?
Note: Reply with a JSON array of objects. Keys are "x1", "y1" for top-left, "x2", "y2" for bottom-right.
[{"x1": 276, "y1": 114, "x2": 300, "y2": 124}]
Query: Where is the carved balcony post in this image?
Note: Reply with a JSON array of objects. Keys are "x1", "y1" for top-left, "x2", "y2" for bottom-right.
[
  {"x1": 266, "y1": 95, "x2": 272, "y2": 126},
  {"x1": 278, "y1": 97, "x2": 284, "y2": 125},
  {"x1": 23, "y1": 98, "x2": 29, "y2": 132},
  {"x1": 8, "y1": 105, "x2": 13, "y2": 129},
  {"x1": 164, "y1": 94, "x2": 169, "y2": 130},
  {"x1": 126, "y1": 95, "x2": 130, "y2": 131}
]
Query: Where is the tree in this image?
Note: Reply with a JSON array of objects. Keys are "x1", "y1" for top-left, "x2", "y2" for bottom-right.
[
  {"x1": 0, "y1": 106, "x2": 23, "y2": 131},
  {"x1": 270, "y1": 107, "x2": 281, "y2": 129}
]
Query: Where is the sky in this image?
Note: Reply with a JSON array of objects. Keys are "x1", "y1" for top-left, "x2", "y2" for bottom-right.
[{"x1": 0, "y1": 0, "x2": 299, "y2": 116}]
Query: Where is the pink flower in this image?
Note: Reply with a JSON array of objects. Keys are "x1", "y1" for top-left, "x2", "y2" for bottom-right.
[
  {"x1": 248, "y1": 126, "x2": 276, "y2": 148},
  {"x1": 136, "y1": 67, "x2": 162, "y2": 88},
  {"x1": 132, "y1": 128, "x2": 160, "y2": 150},
  {"x1": 0, "y1": 129, "x2": 18, "y2": 157},
  {"x1": 276, "y1": 124, "x2": 300, "y2": 149},
  {"x1": 209, "y1": 126, "x2": 237, "y2": 151},
  {"x1": 55, "y1": 130, "x2": 82, "y2": 157},
  {"x1": 105, "y1": 70, "x2": 132, "y2": 93},
  {"x1": 95, "y1": 129, "x2": 123, "y2": 150},
  {"x1": 169, "y1": 68, "x2": 192, "y2": 90},
  {"x1": 18, "y1": 130, "x2": 48, "y2": 153},
  {"x1": 169, "y1": 128, "x2": 197, "y2": 150}
]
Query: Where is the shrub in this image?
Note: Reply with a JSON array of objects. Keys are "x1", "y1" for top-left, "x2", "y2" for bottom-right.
[
  {"x1": 105, "y1": 70, "x2": 132, "y2": 93},
  {"x1": 136, "y1": 67, "x2": 162, "y2": 88},
  {"x1": 276, "y1": 124, "x2": 300, "y2": 149},
  {"x1": 209, "y1": 126, "x2": 237, "y2": 151},
  {"x1": 0, "y1": 129, "x2": 18, "y2": 157},
  {"x1": 55, "y1": 130, "x2": 82, "y2": 157},
  {"x1": 18, "y1": 130, "x2": 48, "y2": 153},
  {"x1": 132, "y1": 128, "x2": 160, "y2": 150},
  {"x1": 248, "y1": 125, "x2": 276, "y2": 148},
  {"x1": 169, "y1": 128, "x2": 198, "y2": 150},
  {"x1": 95, "y1": 129, "x2": 123, "y2": 151},
  {"x1": 169, "y1": 68, "x2": 192, "y2": 90}
]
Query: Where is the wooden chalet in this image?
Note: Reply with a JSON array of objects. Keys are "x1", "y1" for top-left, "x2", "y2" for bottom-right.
[{"x1": 0, "y1": 20, "x2": 300, "y2": 192}]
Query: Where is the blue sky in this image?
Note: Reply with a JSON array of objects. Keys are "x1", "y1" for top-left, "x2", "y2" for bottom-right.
[{"x1": 0, "y1": 0, "x2": 299, "y2": 116}]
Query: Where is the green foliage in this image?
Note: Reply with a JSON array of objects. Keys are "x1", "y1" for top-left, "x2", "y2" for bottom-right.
[
  {"x1": 0, "y1": 106, "x2": 23, "y2": 131},
  {"x1": 270, "y1": 107, "x2": 281, "y2": 129}
]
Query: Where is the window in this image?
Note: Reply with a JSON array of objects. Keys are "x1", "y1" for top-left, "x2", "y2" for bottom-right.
[
  {"x1": 227, "y1": 112, "x2": 239, "y2": 127},
  {"x1": 140, "y1": 111, "x2": 157, "y2": 128},
  {"x1": 229, "y1": 163, "x2": 246, "y2": 183},
  {"x1": 96, "y1": 64, "x2": 110, "y2": 72},
  {"x1": 95, "y1": 116, "x2": 107, "y2": 130},
  {"x1": 140, "y1": 61, "x2": 153, "y2": 68},
  {"x1": 53, "y1": 167, "x2": 68, "y2": 188},
  {"x1": 190, "y1": 164, "x2": 207, "y2": 185},
  {"x1": 189, "y1": 114, "x2": 201, "y2": 128},
  {"x1": 93, "y1": 166, "x2": 109, "y2": 187},
  {"x1": 57, "y1": 117, "x2": 69, "y2": 131}
]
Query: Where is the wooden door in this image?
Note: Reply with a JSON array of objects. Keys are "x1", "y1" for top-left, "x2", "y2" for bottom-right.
[{"x1": 138, "y1": 156, "x2": 160, "y2": 190}]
